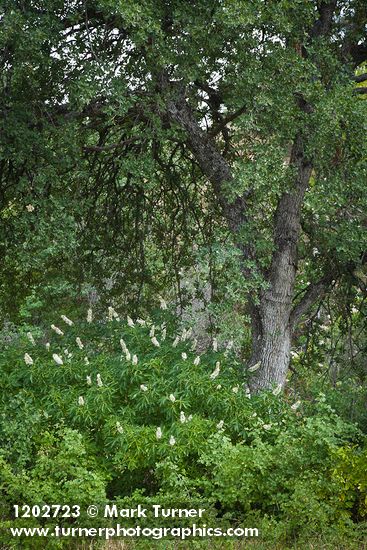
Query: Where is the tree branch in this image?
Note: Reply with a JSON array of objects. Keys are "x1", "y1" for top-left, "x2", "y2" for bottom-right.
[
  {"x1": 208, "y1": 104, "x2": 247, "y2": 138},
  {"x1": 289, "y1": 273, "x2": 334, "y2": 330},
  {"x1": 83, "y1": 137, "x2": 139, "y2": 153},
  {"x1": 309, "y1": 0, "x2": 337, "y2": 38},
  {"x1": 164, "y1": 86, "x2": 249, "y2": 238},
  {"x1": 353, "y1": 73, "x2": 367, "y2": 83}
]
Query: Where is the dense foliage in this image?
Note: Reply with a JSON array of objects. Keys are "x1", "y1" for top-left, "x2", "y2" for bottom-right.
[
  {"x1": 0, "y1": 310, "x2": 366, "y2": 548},
  {"x1": 1, "y1": 0, "x2": 367, "y2": 547}
]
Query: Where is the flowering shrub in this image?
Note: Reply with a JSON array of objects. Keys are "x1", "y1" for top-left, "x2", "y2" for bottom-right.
[{"x1": 0, "y1": 308, "x2": 366, "y2": 547}]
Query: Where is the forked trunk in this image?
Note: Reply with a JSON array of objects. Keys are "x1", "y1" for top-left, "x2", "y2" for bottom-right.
[
  {"x1": 248, "y1": 134, "x2": 312, "y2": 391},
  {"x1": 164, "y1": 81, "x2": 322, "y2": 394}
]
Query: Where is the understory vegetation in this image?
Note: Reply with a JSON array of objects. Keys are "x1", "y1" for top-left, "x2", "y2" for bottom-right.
[{"x1": 0, "y1": 308, "x2": 366, "y2": 548}]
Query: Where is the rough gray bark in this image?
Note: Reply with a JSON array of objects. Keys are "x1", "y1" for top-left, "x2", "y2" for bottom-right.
[{"x1": 248, "y1": 135, "x2": 312, "y2": 391}]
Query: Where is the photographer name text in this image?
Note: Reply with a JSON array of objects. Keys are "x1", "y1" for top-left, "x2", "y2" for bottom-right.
[{"x1": 104, "y1": 504, "x2": 206, "y2": 518}]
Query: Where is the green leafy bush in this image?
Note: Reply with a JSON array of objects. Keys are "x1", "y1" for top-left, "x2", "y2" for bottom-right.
[{"x1": 0, "y1": 310, "x2": 366, "y2": 548}]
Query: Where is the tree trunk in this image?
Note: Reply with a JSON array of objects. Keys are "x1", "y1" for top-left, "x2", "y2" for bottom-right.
[
  {"x1": 248, "y1": 134, "x2": 312, "y2": 391},
  {"x1": 165, "y1": 95, "x2": 315, "y2": 391},
  {"x1": 249, "y1": 306, "x2": 292, "y2": 391},
  {"x1": 163, "y1": 78, "x2": 330, "y2": 393},
  {"x1": 246, "y1": 2, "x2": 338, "y2": 391}
]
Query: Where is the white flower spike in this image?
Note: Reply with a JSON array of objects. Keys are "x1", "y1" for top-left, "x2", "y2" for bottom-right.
[
  {"x1": 87, "y1": 308, "x2": 93, "y2": 323},
  {"x1": 127, "y1": 316, "x2": 135, "y2": 327},
  {"x1": 26, "y1": 332, "x2": 36, "y2": 346},
  {"x1": 172, "y1": 336, "x2": 180, "y2": 348},
  {"x1": 76, "y1": 337, "x2": 84, "y2": 350},
  {"x1": 140, "y1": 384, "x2": 148, "y2": 392},
  {"x1": 169, "y1": 435, "x2": 176, "y2": 446},
  {"x1": 24, "y1": 353, "x2": 34, "y2": 366},
  {"x1": 180, "y1": 411, "x2": 186, "y2": 423},
  {"x1": 52, "y1": 353, "x2": 63, "y2": 365},
  {"x1": 194, "y1": 356, "x2": 200, "y2": 366},
  {"x1": 96, "y1": 373, "x2": 103, "y2": 387},
  {"x1": 169, "y1": 394, "x2": 176, "y2": 403},
  {"x1": 116, "y1": 422, "x2": 124, "y2": 434},
  {"x1": 108, "y1": 306, "x2": 119, "y2": 321},
  {"x1": 132, "y1": 354, "x2": 138, "y2": 365},
  {"x1": 61, "y1": 315, "x2": 73, "y2": 326},
  {"x1": 51, "y1": 324, "x2": 64, "y2": 336},
  {"x1": 210, "y1": 361, "x2": 220, "y2": 380},
  {"x1": 151, "y1": 337, "x2": 160, "y2": 347},
  {"x1": 78, "y1": 396, "x2": 85, "y2": 406},
  {"x1": 156, "y1": 427, "x2": 162, "y2": 440},
  {"x1": 248, "y1": 361, "x2": 261, "y2": 372},
  {"x1": 181, "y1": 352, "x2": 187, "y2": 360}
]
